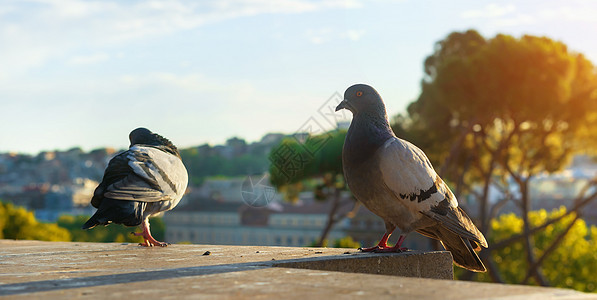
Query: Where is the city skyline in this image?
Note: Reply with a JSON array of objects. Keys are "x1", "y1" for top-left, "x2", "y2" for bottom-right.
[{"x1": 2, "y1": 0, "x2": 597, "y2": 154}]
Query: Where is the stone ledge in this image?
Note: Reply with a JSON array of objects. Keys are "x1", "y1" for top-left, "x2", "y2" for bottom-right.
[
  {"x1": 273, "y1": 250, "x2": 453, "y2": 279},
  {"x1": 0, "y1": 240, "x2": 592, "y2": 299}
]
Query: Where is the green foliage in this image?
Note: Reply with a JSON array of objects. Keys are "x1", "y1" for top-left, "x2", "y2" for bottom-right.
[
  {"x1": 398, "y1": 29, "x2": 597, "y2": 185},
  {"x1": 467, "y1": 207, "x2": 597, "y2": 293},
  {"x1": 57, "y1": 215, "x2": 166, "y2": 243},
  {"x1": 333, "y1": 236, "x2": 361, "y2": 248},
  {"x1": 0, "y1": 202, "x2": 71, "y2": 241},
  {"x1": 0, "y1": 200, "x2": 166, "y2": 243},
  {"x1": 268, "y1": 130, "x2": 346, "y2": 188},
  {"x1": 308, "y1": 236, "x2": 361, "y2": 248},
  {"x1": 398, "y1": 29, "x2": 597, "y2": 292},
  {"x1": 180, "y1": 146, "x2": 269, "y2": 186},
  {"x1": 268, "y1": 130, "x2": 347, "y2": 209}
]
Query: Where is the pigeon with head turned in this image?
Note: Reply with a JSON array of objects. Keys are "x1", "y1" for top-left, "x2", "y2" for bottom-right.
[
  {"x1": 82, "y1": 128, "x2": 188, "y2": 247},
  {"x1": 336, "y1": 84, "x2": 488, "y2": 272}
]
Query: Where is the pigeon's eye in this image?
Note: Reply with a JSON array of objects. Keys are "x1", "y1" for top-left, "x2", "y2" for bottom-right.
[{"x1": 356, "y1": 91, "x2": 363, "y2": 97}]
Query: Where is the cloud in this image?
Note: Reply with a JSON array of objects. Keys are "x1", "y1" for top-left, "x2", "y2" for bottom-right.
[
  {"x1": 68, "y1": 53, "x2": 110, "y2": 65},
  {"x1": 305, "y1": 28, "x2": 365, "y2": 44},
  {"x1": 343, "y1": 29, "x2": 366, "y2": 41},
  {"x1": 459, "y1": 3, "x2": 537, "y2": 28},
  {"x1": 460, "y1": 3, "x2": 516, "y2": 19},
  {"x1": 0, "y1": 3, "x2": 16, "y2": 16},
  {"x1": 541, "y1": 5, "x2": 597, "y2": 23},
  {"x1": 0, "y1": 0, "x2": 362, "y2": 76},
  {"x1": 460, "y1": 2, "x2": 597, "y2": 28},
  {"x1": 492, "y1": 13, "x2": 535, "y2": 27},
  {"x1": 306, "y1": 28, "x2": 333, "y2": 44},
  {"x1": 13, "y1": 0, "x2": 361, "y2": 40}
]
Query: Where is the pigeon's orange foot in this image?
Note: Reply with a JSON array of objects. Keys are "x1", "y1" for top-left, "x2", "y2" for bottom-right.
[
  {"x1": 133, "y1": 220, "x2": 170, "y2": 247},
  {"x1": 139, "y1": 240, "x2": 170, "y2": 247},
  {"x1": 370, "y1": 235, "x2": 408, "y2": 253},
  {"x1": 359, "y1": 245, "x2": 390, "y2": 252},
  {"x1": 138, "y1": 239, "x2": 150, "y2": 247},
  {"x1": 135, "y1": 233, "x2": 170, "y2": 247},
  {"x1": 372, "y1": 246, "x2": 408, "y2": 253},
  {"x1": 361, "y1": 234, "x2": 408, "y2": 253},
  {"x1": 133, "y1": 232, "x2": 170, "y2": 247},
  {"x1": 359, "y1": 232, "x2": 393, "y2": 252}
]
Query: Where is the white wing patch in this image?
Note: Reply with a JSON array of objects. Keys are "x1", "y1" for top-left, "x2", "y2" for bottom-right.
[
  {"x1": 105, "y1": 146, "x2": 188, "y2": 203},
  {"x1": 128, "y1": 146, "x2": 188, "y2": 200},
  {"x1": 378, "y1": 137, "x2": 458, "y2": 214}
]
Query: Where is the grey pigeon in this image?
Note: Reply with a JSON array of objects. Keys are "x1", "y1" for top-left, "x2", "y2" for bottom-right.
[
  {"x1": 82, "y1": 128, "x2": 188, "y2": 247},
  {"x1": 336, "y1": 84, "x2": 488, "y2": 272}
]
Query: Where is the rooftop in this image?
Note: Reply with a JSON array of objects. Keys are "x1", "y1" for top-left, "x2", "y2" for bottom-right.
[{"x1": 0, "y1": 240, "x2": 592, "y2": 299}]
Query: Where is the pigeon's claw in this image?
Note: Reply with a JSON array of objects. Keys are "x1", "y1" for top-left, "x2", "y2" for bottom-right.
[
  {"x1": 359, "y1": 232, "x2": 392, "y2": 252},
  {"x1": 376, "y1": 234, "x2": 408, "y2": 252},
  {"x1": 372, "y1": 246, "x2": 408, "y2": 253},
  {"x1": 135, "y1": 219, "x2": 169, "y2": 247},
  {"x1": 139, "y1": 241, "x2": 168, "y2": 247},
  {"x1": 361, "y1": 233, "x2": 408, "y2": 253},
  {"x1": 137, "y1": 235, "x2": 169, "y2": 247},
  {"x1": 138, "y1": 240, "x2": 151, "y2": 247},
  {"x1": 359, "y1": 245, "x2": 389, "y2": 252}
]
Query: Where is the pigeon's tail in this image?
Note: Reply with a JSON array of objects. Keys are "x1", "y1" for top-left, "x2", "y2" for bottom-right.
[
  {"x1": 419, "y1": 226, "x2": 486, "y2": 272},
  {"x1": 81, "y1": 215, "x2": 99, "y2": 230},
  {"x1": 82, "y1": 199, "x2": 145, "y2": 230}
]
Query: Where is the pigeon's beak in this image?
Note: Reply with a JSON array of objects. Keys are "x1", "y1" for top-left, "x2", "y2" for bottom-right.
[{"x1": 335, "y1": 100, "x2": 349, "y2": 112}]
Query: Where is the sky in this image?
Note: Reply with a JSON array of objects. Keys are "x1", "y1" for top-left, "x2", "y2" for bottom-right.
[{"x1": 1, "y1": 0, "x2": 597, "y2": 154}]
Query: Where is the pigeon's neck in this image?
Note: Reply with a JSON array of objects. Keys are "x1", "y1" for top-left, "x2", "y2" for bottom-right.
[
  {"x1": 134, "y1": 144, "x2": 181, "y2": 158},
  {"x1": 344, "y1": 110, "x2": 395, "y2": 164}
]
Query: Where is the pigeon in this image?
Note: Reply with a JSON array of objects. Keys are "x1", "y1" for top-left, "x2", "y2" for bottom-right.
[
  {"x1": 82, "y1": 128, "x2": 188, "y2": 247},
  {"x1": 336, "y1": 84, "x2": 488, "y2": 272}
]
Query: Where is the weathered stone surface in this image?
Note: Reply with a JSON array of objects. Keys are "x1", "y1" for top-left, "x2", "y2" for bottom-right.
[
  {"x1": 0, "y1": 240, "x2": 593, "y2": 299},
  {"x1": 274, "y1": 250, "x2": 454, "y2": 279}
]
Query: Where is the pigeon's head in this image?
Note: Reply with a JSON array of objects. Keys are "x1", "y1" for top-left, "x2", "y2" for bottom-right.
[
  {"x1": 129, "y1": 127, "x2": 180, "y2": 156},
  {"x1": 335, "y1": 84, "x2": 385, "y2": 116},
  {"x1": 129, "y1": 128, "x2": 157, "y2": 147}
]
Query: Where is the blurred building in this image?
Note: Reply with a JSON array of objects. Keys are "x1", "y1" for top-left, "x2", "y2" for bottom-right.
[
  {"x1": 164, "y1": 182, "x2": 356, "y2": 247},
  {"x1": 35, "y1": 178, "x2": 98, "y2": 221},
  {"x1": 163, "y1": 198, "x2": 351, "y2": 247},
  {"x1": 0, "y1": 147, "x2": 110, "y2": 220},
  {"x1": 337, "y1": 121, "x2": 350, "y2": 130},
  {"x1": 463, "y1": 155, "x2": 597, "y2": 226},
  {"x1": 344, "y1": 205, "x2": 436, "y2": 251}
]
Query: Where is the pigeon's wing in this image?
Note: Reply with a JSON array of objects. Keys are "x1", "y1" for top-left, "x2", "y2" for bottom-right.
[
  {"x1": 103, "y1": 146, "x2": 188, "y2": 203},
  {"x1": 90, "y1": 151, "x2": 131, "y2": 208},
  {"x1": 378, "y1": 137, "x2": 487, "y2": 247}
]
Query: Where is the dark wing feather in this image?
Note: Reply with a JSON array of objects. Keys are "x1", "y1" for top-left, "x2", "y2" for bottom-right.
[
  {"x1": 93, "y1": 147, "x2": 178, "y2": 205},
  {"x1": 421, "y1": 199, "x2": 488, "y2": 248},
  {"x1": 102, "y1": 147, "x2": 179, "y2": 202},
  {"x1": 91, "y1": 151, "x2": 131, "y2": 208},
  {"x1": 418, "y1": 225, "x2": 486, "y2": 272},
  {"x1": 103, "y1": 175, "x2": 165, "y2": 201},
  {"x1": 379, "y1": 137, "x2": 487, "y2": 248}
]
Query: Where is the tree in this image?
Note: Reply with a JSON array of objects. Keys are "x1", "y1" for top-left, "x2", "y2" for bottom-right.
[
  {"x1": 57, "y1": 215, "x2": 165, "y2": 243},
  {"x1": 309, "y1": 236, "x2": 361, "y2": 248},
  {"x1": 395, "y1": 29, "x2": 597, "y2": 285},
  {"x1": 269, "y1": 130, "x2": 358, "y2": 246},
  {"x1": 0, "y1": 200, "x2": 166, "y2": 243},
  {"x1": 467, "y1": 207, "x2": 597, "y2": 293},
  {"x1": 0, "y1": 201, "x2": 71, "y2": 241},
  {"x1": 180, "y1": 146, "x2": 270, "y2": 186}
]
